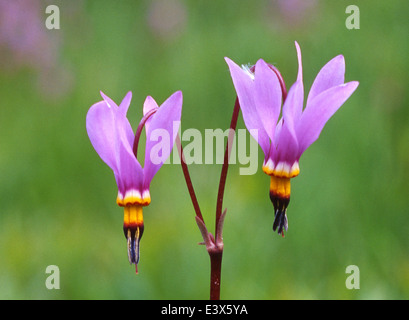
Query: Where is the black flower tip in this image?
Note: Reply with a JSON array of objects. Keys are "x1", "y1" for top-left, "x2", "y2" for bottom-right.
[{"x1": 273, "y1": 209, "x2": 288, "y2": 237}]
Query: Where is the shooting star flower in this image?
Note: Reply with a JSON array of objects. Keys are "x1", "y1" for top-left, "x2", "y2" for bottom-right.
[
  {"x1": 86, "y1": 90, "x2": 182, "y2": 272},
  {"x1": 225, "y1": 41, "x2": 358, "y2": 236}
]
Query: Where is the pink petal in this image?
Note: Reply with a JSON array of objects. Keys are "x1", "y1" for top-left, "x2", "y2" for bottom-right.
[
  {"x1": 306, "y1": 55, "x2": 345, "y2": 106},
  {"x1": 100, "y1": 91, "x2": 135, "y2": 147},
  {"x1": 143, "y1": 91, "x2": 182, "y2": 189},
  {"x1": 291, "y1": 41, "x2": 304, "y2": 120},
  {"x1": 143, "y1": 95, "x2": 159, "y2": 135},
  {"x1": 273, "y1": 118, "x2": 283, "y2": 148},
  {"x1": 100, "y1": 91, "x2": 119, "y2": 109},
  {"x1": 117, "y1": 136, "x2": 144, "y2": 194},
  {"x1": 86, "y1": 93, "x2": 144, "y2": 195},
  {"x1": 274, "y1": 121, "x2": 299, "y2": 165},
  {"x1": 143, "y1": 95, "x2": 159, "y2": 115},
  {"x1": 253, "y1": 59, "x2": 282, "y2": 141},
  {"x1": 271, "y1": 42, "x2": 304, "y2": 163},
  {"x1": 119, "y1": 91, "x2": 133, "y2": 116},
  {"x1": 272, "y1": 80, "x2": 301, "y2": 164},
  {"x1": 297, "y1": 81, "x2": 359, "y2": 156},
  {"x1": 225, "y1": 57, "x2": 271, "y2": 157},
  {"x1": 295, "y1": 41, "x2": 303, "y2": 83},
  {"x1": 86, "y1": 100, "x2": 120, "y2": 174}
]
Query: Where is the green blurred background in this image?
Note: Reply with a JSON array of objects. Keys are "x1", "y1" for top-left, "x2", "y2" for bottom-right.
[{"x1": 0, "y1": 0, "x2": 408, "y2": 299}]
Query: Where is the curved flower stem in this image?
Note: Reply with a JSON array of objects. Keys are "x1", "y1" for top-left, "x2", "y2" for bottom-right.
[
  {"x1": 175, "y1": 135, "x2": 204, "y2": 223},
  {"x1": 250, "y1": 64, "x2": 287, "y2": 101},
  {"x1": 268, "y1": 65, "x2": 287, "y2": 102},
  {"x1": 209, "y1": 97, "x2": 240, "y2": 300},
  {"x1": 176, "y1": 136, "x2": 219, "y2": 299},
  {"x1": 132, "y1": 108, "x2": 157, "y2": 158},
  {"x1": 133, "y1": 108, "x2": 203, "y2": 221},
  {"x1": 177, "y1": 97, "x2": 240, "y2": 300}
]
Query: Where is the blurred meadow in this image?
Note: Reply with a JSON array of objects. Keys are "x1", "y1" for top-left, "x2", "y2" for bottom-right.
[{"x1": 0, "y1": 0, "x2": 408, "y2": 299}]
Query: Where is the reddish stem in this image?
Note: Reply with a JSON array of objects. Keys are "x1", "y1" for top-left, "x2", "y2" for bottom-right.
[
  {"x1": 177, "y1": 97, "x2": 240, "y2": 300},
  {"x1": 176, "y1": 135, "x2": 204, "y2": 223},
  {"x1": 209, "y1": 250, "x2": 223, "y2": 300},
  {"x1": 208, "y1": 97, "x2": 240, "y2": 300},
  {"x1": 269, "y1": 65, "x2": 288, "y2": 102},
  {"x1": 215, "y1": 97, "x2": 240, "y2": 239}
]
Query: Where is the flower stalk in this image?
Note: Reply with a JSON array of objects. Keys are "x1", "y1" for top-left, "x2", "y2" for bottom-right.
[
  {"x1": 175, "y1": 135, "x2": 204, "y2": 223},
  {"x1": 215, "y1": 97, "x2": 240, "y2": 239},
  {"x1": 133, "y1": 108, "x2": 157, "y2": 158},
  {"x1": 177, "y1": 97, "x2": 240, "y2": 300}
]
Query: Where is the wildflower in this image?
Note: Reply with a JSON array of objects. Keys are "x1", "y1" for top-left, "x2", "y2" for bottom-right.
[
  {"x1": 86, "y1": 90, "x2": 182, "y2": 271},
  {"x1": 225, "y1": 41, "x2": 359, "y2": 236}
]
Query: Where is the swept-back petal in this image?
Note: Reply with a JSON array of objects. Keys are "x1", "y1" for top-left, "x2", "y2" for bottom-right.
[
  {"x1": 117, "y1": 137, "x2": 144, "y2": 195},
  {"x1": 274, "y1": 121, "x2": 299, "y2": 165},
  {"x1": 225, "y1": 57, "x2": 270, "y2": 157},
  {"x1": 87, "y1": 93, "x2": 143, "y2": 196},
  {"x1": 119, "y1": 91, "x2": 133, "y2": 116},
  {"x1": 143, "y1": 91, "x2": 182, "y2": 189},
  {"x1": 100, "y1": 91, "x2": 119, "y2": 109},
  {"x1": 86, "y1": 100, "x2": 119, "y2": 174},
  {"x1": 291, "y1": 41, "x2": 304, "y2": 120},
  {"x1": 100, "y1": 91, "x2": 135, "y2": 147},
  {"x1": 306, "y1": 55, "x2": 345, "y2": 106},
  {"x1": 295, "y1": 41, "x2": 303, "y2": 83},
  {"x1": 253, "y1": 59, "x2": 282, "y2": 141},
  {"x1": 273, "y1": 118, "x2": 283, "y2": 149},
  {"x1": 272, "y1": 80, "x2": 301, "y2": 164},
  {"x1": 143, "y1": 95, "x2": 159, "y2": 115},
  {"x1": 143, "y1": 95, "x2": 159, "y2": 134},
  {"x1": 297, "y1": 81, "x2": 359, "y2": 156},
  {"x1": 270, "y1": 42, "x2": 304, "y2": 163}
]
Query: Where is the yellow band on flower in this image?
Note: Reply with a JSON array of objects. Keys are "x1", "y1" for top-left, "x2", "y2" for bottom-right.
[
  {"x1": 123, "y1": 205, "x2": 144, "y2": 228},
  {"x1": 269, "y1": 175, "x2": 291, "y2": 199}
]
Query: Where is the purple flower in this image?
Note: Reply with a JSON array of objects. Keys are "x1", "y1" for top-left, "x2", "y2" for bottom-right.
[
  {"x1": 225, "y1": 41, "x2": 359, "y2": 236},
  {"x1": 86, "y1": 90, "x2": 182, "y2": 271}
]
